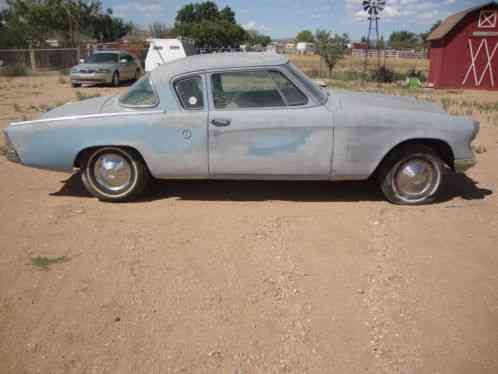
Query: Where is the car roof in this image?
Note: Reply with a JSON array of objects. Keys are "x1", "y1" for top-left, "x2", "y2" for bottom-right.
[{"x1": 151, "y1": 52, "x2": 289, "y2": 81}]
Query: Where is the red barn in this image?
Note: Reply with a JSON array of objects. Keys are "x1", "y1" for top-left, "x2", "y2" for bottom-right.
[{"x1": 428, "y1": 2, "x2": 498, "y2": 90}]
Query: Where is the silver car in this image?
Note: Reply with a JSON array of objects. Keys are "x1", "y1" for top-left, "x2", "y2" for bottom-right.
[
  {"x1": 4, "y1": 53, "x2": 478, "y2": 204},
  {"x1": 70, "y1": 50, "x2": 141, "y2": 87}
]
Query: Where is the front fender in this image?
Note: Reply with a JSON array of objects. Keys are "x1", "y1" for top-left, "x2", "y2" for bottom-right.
[{"x1": 331, "y1": 107, "x2": 475, "y2": 180}]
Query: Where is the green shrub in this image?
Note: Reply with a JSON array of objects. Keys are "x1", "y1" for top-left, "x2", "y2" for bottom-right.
[
  {"x1": 407, "y1": 68, "x2": 427, "y2": 82},
  {"x1": 31, "y1": 256, "x2": 67, "y2": 269},
  {"x1": 0, "y1": 64, "x2": 32, "y2": 77},
  {"x1": 370, "y1": 66, "x2": 400, "y2": 83},
  {"x1": 440, "y1": 97, "x2": 452, "y2": 111}
]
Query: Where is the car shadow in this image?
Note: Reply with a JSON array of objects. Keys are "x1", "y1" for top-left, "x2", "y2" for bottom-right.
[{"x1": 51, "y1": 173, "x2": 493, "y2": 204}]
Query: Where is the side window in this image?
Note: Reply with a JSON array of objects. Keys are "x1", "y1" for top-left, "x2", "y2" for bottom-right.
[
  {"x1": 175, "y1": 76, "x2": 204, "y2": 110},
  {"x1": 212, "y1": 71, "x2": 286, "y2": 109},
  {"x1": 269, "y1": 71, "x2": 308, "y2": 106}
]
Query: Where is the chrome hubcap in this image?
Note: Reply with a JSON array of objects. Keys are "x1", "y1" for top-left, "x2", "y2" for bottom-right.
[
  {"x1": 94, "y1": 153, "x2": 132, "y2": 192},
  {"x1": 395, "y1": 159, "x2": 437, "y2": 198}
]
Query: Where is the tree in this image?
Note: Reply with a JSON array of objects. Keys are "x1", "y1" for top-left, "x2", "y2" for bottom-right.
[
  {"x1": 296, "y1": 30, "x2": 314, "y2": 43},
  {"x1": 93, "y1": 8, "x2": 132, "y2": 43},
  {"x1": 1, "y1": 0, "x2": 131, "y2": 48},
  {"x1": 315, "y1": 30, "x2": 347, "y2": 78},
  {"x1": 341, "y1": 33, "x2": 350, "y2": 45},
  {"x1": 219, "y1": 6, "x2": 235, "y2": 24},
  {"x1": 174, "y1": 1, "x2": 247, "y2": 49},
  {"x1": 388, "y1": 30, "x2": 420, "y2": 50},
  {"x1": 149, "y1": 22, "x2": 176, "y2": 39},
  {"x1": 246, "y1": 29, "x2": 271, "y2": 47}
]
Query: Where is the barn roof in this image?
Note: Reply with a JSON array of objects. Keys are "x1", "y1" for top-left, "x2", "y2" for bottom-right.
[{"x1": 427, "y1": 1, "x2": 498, "y2": 41}]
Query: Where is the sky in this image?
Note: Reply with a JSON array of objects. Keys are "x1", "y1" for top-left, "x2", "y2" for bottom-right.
[{"x1": 1, "y1": 0, "x2": 493, "y2": 39}]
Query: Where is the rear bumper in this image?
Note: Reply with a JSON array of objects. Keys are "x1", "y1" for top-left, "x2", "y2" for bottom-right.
[
  {"x1": 3, "y1": 132, "x2": 22, "y2": 164},
  {"x1": 454, "y1": 157, "x2": 476, "y2": 173}
]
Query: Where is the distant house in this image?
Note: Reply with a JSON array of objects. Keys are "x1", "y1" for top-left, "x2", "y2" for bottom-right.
[
  {"x1": 427, "y1": 1, "x2": 498, "y2": 90},
  {"x1": 296, "y1": 42, "x2": 316, "y2": 55},
  {"x1": 285, "y1": 42, "x2": 296, "y2": 53}
]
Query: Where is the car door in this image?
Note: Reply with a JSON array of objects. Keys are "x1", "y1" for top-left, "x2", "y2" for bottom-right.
[
  {"x1": 150, "y1": 74, "x2": 209, "y2": 178},
  {"x1": 207, "y1": 69, "x2": 334, "y2": 178}
]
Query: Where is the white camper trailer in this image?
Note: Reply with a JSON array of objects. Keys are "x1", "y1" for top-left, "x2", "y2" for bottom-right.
[{"x1": 145, "y1": 38, "x2": 197, "y2": 72}]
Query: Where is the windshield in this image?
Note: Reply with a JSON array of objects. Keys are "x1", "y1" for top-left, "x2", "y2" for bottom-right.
[
  {"x1": 119, "y1": 74, "x2": 158, "y2": 107},
  {"x1": 85, "y1": 53, "x2": 119, "y2": 64},
  {"x1": 286, "y1": 63, "x2": 327, "y2": 104}
]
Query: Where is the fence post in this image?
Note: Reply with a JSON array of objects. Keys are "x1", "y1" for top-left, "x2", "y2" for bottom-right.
[{"x1": 29, "y1": 49, "x2": 36, "y2": 72}]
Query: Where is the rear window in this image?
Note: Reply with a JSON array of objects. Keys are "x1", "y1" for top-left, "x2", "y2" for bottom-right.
[
  {"x1": 119, "y1": 74, "x2": 158, "y2": 107},
  {"x1": 175, "y1": 76, "x2": 204, "y2": 110},
  {"x1": 85, "y1": 53, "x2": 119, "y2": 64}
]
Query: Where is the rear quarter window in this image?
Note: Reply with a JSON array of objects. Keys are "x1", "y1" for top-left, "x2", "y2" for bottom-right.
[{"x1": 119, "y1": 75, "x2": 158, "y2": 107}]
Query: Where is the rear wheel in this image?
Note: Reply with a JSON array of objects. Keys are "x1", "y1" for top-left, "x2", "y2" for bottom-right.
[
  {"x1": 379, "y1": 145, "x2": 444, "y2": 205},
  {"x1": 81, "y1": 147, "x2": 149, "y2": 202}
]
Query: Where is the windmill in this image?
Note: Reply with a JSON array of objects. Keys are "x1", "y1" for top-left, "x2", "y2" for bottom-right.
[{"x1": 362, "y1": 0, "x2": 385, "y2": 78}]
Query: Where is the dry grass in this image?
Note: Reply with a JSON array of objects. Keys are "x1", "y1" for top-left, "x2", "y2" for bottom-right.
[{"x1": 289, "y1": 54, "x2": 429, "y2": 78}]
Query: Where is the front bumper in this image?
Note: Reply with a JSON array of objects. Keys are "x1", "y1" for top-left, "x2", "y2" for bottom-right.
[
  {"x1": 454, "y1": 157, "x2": 477, "y2": 173},
  {"x1": 70, "y1": 72, "x2": 112, "y2": 84}
]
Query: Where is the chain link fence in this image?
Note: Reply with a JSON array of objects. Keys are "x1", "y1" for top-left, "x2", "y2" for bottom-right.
[{"x1": 0, "y1": 48, "x2": 94, "y2": 72}]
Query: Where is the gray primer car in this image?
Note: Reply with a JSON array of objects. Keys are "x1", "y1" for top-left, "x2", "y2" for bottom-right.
[
  {"x1": 4, "y1": 53, "x2": 478, "y2": 204},
  {"x1": 70, "y1": 50, "x2": 141, "y2": 87}
]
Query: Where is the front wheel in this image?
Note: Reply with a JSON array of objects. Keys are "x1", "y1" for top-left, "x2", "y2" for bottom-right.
[
  {"x1": 81, "y1": 147, "x2": 149, "y2": 202},
  {"x1": 379, "y1": 145, "x2": 444, "y2": 205}
]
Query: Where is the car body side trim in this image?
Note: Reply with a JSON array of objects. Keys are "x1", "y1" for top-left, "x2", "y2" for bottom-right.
[{"x1": 10, "y1": 110, "x2": 165, "y2": 127}]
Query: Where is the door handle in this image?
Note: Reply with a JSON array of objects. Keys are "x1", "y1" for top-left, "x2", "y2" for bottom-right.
[
  {"x1": 182, "y1": 129, "x2": 192, "y2": 140},
  {"x1": 210, "y1": 118, "x2": 231, "y2": 127}
]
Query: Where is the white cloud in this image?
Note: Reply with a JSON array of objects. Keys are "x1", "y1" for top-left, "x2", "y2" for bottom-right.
[
  {"x1": 242, "y1": 20, "x2": 272, "y2": 33},
  {"x1": 114, "y1": 1, "x2": 165, "y2": 20},
  {"x1": 346, "y1": 0, "x2": 449, "y2": 23}
]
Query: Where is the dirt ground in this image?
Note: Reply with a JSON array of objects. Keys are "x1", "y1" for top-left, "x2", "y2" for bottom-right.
[{"x1": 0, "y1": 74, "x2": 497, "y2": 374}]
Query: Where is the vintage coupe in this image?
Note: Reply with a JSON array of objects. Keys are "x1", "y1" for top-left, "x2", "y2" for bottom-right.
[{"x1": 4, "y1": 53, "x2": 478, "y2": 204}]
